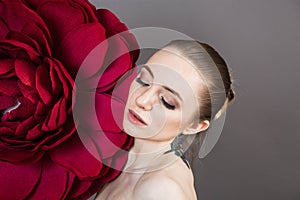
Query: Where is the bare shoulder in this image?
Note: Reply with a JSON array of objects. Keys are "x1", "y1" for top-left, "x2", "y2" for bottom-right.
[
  {"x1": 133, "y1": 174, "x2": 188, "y2": 200},
  {"x1": 133, "y1": 159, "x2": 197, "y2": 200}
]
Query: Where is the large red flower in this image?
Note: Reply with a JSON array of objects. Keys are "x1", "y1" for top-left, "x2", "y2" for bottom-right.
[{"x1": 0, "y1": 0, "x2": 139, "y2": 199}]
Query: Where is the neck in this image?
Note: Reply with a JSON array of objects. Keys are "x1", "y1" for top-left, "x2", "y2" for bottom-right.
[
  {"x1": 123, "y1": 138, "x2": 175, "y2": 173},
  {"x1": 130, "y1": 137, "x2": 172, "y2": 153}
]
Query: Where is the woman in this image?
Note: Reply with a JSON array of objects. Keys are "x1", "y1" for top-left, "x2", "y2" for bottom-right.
[{"x1": 95, "y1": 40, "x2": 235, "y2": 200}]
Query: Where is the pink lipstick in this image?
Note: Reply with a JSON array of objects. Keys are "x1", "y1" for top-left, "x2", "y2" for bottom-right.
[{"x1": 128, "y1": 109, "x2": 147, "y2": 126}]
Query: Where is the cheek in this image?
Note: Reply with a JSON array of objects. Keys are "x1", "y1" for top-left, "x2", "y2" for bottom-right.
[
  {"x1": 162, "y1": 111, "x2": 184, "y2": 132},
  {"x1": 166, "y1": 108, "x2": 195, "y2": 134},
  {"x1": 128, "y1": 82, "x2": 137, "y2": 97}
]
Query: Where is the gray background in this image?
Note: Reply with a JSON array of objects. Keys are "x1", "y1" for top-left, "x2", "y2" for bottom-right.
[{"x1": 90, "y1": 0, "x2": 300, "y2": 199}]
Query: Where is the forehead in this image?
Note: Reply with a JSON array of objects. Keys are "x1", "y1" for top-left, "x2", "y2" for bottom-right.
[{"x1": 145, "y1": 49, "x2": 205, "y2": 93}]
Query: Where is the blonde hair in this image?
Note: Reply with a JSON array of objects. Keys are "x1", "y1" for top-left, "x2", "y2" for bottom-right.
[
  {"x1": 162, "y1": 40, "x2": 235, "y2": 162},
  {"x1": 162, "y1": 40, "x2": 235, "y2": 122}
]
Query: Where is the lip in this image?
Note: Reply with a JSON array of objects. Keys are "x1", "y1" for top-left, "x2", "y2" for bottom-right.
[{"x1": 128, "y1": 109, "x2": 147, "y2": 126}]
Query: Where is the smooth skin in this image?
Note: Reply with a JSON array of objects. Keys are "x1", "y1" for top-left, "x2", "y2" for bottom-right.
[{"x1": 96, "y1": 48, "x2": 209, "y2": 200}]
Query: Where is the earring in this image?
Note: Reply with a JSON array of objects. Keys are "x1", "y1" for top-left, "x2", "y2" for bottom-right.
[{"x1": 163, "y1": 133, "x2": 191, "y2": 169}]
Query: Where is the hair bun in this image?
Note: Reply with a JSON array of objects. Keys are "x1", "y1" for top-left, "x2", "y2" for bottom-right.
[{"x1": 227, "y1": 88, "x2": 235, "y2": 102}]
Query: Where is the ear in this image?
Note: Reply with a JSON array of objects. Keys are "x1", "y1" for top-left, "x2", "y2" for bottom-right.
[{"x1": 182, "y1": 120, "x2": 210, "y2": 135}]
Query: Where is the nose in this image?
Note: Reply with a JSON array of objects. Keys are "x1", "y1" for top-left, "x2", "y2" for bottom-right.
[{"x1": 135, "y1": 87, "x2": 158, "y2": 111}]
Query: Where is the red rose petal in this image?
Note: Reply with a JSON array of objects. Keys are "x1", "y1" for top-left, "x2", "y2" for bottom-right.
[
  {"x1": 96, "y1": 36, "x2": 132, "y2": 92},
  {"x1": 54, "y1": 23, "x2": 107, "y2": 78},
  {"x1": 6, "y1": 30, "x2": 43, "y2": 55},
  {"x1": 35, "y1": 64, "x2": 52, "y2": 105},
  {"x1": 0, "y1": 136, "x2": 33, "y2": 148},
  {"x1": 15, "y1": 58, "x2": 36, "y2": 87},
  {"x1": 22, "y1": 0, "x2": 49, "y2": 8},
  {"x1": 74, "y1": 40, "x2": 109, "y2": 90},
  {"x1": 35, "y1": 118, "x2": 76, "y2": 151},
  {"x1": 67, "y1": 178, "x2": 93, "y2": 199},
  {"x1": 17, "y1": 80, "x2": 39, "y2": 104},
  {"x1": 26, "y1": 124, "x2": 43, "y2": 141},
  {"x1": 102, "y1": 157, "x2": 113, "y2": 168},
  {"x1": 25, "y1": 0, "x2": 97, "y2": 18},
  {"x1": 60, "y1": 169, "x2": 76, "y2": 200},
  {"x1": 15, "y1": 116, "x2": 36, "y2": 136},
  {"x1": 0, "y1": 70, "x2": 15, "y2": 78},
  {"x1": 27, "y1": 156, "x2": 70, "y2": 200},
  {"x1": 0, "y1": 121, "x2": 19, "y2": 135},
  {"x1": 0, "y1": 159, "x2": 42, "y2": 199},
  {"x1": 94, "y1": 9, "x2": 140, "y2": 92},
  {"x1": 0, "y1": 127, "x2": 14, "y2": 135},
  {"x1": 121, "y1": 130, "x2": 134, "y2": 150},
  {"x1": 91, "y1": 130, "x2": 128, "y2": 160},
  {"x1": 0, "y1": 18, "x2": 9, "y2": 40},
  {"x1": 73, "y1": 90, "x2": 101, "y2": 132},
  {"x1": 68, "y1": 178, "x2": 104, "y2": 200},
  {"x1": 95, "y1": 93, "x2": 124, "y2": 133},
  {"x1": 112, "y1": 64, "x2": 138, "y2": 103},
  {"x1": 22, "y1": 22, "x2": 53, "y2": 57},
  {"x1": 49, "y1": 62, "x2": 62, "y2": 96},
  {"x1": 48, "y1": 57, "x2": 73, "y2": 99},
  {"x1": 0, "y1": 0, "x2": 48, "y2": 35},
  {"x1": 95, "y1": 9, "x2": 129, "y2": 37},
  {"x1": 0, "y1": 40, "x2": 41, "y2": 63},
  {"x1": 95, "y1": 9, "x2": 140, "y2": 62},
  {"x1": 34, "y1": 101, "x2": 47, "y2": 121},
  {"x1": 49, "y1": 133, "x2": 103, "y2": 179},
  {"x1": 0, "y1": 141, "x2": 44, "y2": 164},
  {"x1": 0, "y1": 59, "x2": 14, "y2": 75},
  {"x1": 35, "y1": 0, "x2": 97, "y2": 45},
  {"x1": 0, "y1": 78, "x2": 21, "y2": 96},
  {"x1": 97, "y1": 152, "x2": 127, "y2": 183},
  {"x1": 5, "y1": 97, "x2": 35, "y2": 121},
  {"x1": 43, "y1": 98, "x2": 67, "y2": 130},
  {"x1": 0, "y1": 95, "x2": 15, "y2": 110}
]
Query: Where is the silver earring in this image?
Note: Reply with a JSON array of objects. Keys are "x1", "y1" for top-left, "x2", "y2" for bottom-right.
[{"x1": 163, "y1": 133, "x2": 190, "y2": 169}]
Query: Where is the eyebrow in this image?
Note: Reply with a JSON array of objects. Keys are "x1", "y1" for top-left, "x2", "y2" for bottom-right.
[
  {"x1": 140, "y1": 65, "x2": 183, "y2": 102},
  {"x1": 140, "y1": 64, "x2": 154, "y2": 78}
]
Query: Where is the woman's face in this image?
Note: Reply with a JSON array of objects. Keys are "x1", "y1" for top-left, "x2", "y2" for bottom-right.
[{"x1": 123, "y1": 48, "x2": 205, "y2": 143}]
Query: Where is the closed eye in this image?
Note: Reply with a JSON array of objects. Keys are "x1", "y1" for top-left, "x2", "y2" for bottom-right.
[
  {"x1": 161, "y1": 96, "x2": 175, "y2": 110},
  {"x1": 136, "y1": 77, "x2": 176, "y2": 110},
  {"x1": 136, "y1": 77, "x2": 150, "y2": 87}
]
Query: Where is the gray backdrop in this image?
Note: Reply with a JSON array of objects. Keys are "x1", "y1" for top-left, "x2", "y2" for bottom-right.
[{"x1": 90, "y1": 0, "x2": 300, "y2": 199}]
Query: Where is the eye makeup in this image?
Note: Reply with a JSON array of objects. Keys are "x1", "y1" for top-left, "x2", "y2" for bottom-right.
[
  {"x1": 161, "y1": 96, "x2": 175, "y2": 110},
  {"x1": 136, "y1": 77, "x2": 149, "y2": 87},
  {"x1": 135, "y1": 66, "x2": 180, "y2": 110}
]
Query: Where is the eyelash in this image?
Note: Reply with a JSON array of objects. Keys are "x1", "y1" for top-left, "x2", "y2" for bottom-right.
[
  {"x1": 161, "y1": 96, "x2": 175, "y2": 110},
  {"x1": 135, "y1": 77, "x2": 176, "y2": 110},
  {"x1": 136, "y1": 77, "x2": 149, "y2": 87}
]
